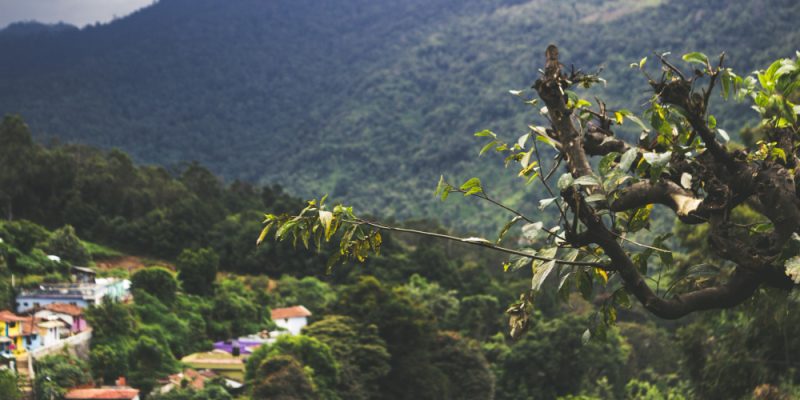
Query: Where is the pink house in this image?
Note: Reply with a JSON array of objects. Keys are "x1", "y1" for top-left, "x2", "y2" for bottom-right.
[{"x1": 34, "y1": 303, "x2": 88, "y2": 334}]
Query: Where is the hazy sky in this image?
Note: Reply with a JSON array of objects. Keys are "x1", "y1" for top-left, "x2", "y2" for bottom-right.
[{"x1": 0, "y1": 0, "x2": 154, "y2": 29}]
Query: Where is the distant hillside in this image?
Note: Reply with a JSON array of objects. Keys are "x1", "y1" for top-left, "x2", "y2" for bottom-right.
[{"x1": 1, "y1": 0, "x2": 798, "y2": 232}]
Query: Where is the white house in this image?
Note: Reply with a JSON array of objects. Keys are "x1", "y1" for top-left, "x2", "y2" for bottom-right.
[
  {"x1": 37, "y1": 320, "x2": 66, "y2": 347},
  {"x1": 271, "y1": 306, "x2": 311, "y2": 335}
]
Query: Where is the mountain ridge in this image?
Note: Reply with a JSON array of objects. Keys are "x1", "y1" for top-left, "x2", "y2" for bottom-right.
[{"x1": 1, "y1": 0, "x2": 798, "y2": 232}]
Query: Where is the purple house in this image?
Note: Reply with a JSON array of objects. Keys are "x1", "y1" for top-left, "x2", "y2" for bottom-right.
[
  {"x1": 213, "y1": 332, "x2": 273, "y2": 355},
  {"x1": 34, "y1": 303, "x2": 88, "y2": 334}
]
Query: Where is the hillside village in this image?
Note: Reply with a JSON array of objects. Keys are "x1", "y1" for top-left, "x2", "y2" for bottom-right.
[
  {"x1": 1, "y1": 261, "x2": 314, "y2": 399},
  {"x1": 1, "y1": 0, "x2": 800, "y2": 395}
]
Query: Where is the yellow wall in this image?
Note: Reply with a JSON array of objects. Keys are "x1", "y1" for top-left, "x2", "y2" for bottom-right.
[
  {"x1": 1, "y1": 320, "x2": 22, "y2": 337},
  {"x1": 1, "y1": 321, "x2": 29, "y2": 356}
]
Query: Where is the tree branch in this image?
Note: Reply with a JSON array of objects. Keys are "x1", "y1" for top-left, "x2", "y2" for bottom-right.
[
  {"x1": 610, "y1": 180, "x2": 705, "y2": 223},
  {"x1": 533, "y1": 45, "x2": 797, "y2": 319},
  {"x1": 351, "y1": 218, "x2": 609, "y2": 269}
]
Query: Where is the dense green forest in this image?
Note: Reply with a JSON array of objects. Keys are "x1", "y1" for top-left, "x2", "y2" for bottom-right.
[
  {"x1": 1, "y1": 0, "x2": 799, "y2": 232},
  {"x1": 3, "y1": 114, "x2": 800, "y2": 399}
]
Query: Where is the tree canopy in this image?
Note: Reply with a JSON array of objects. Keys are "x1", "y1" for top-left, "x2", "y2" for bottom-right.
[{"x1": 260, "y1": 46, "x2": 800, "y2": 339}]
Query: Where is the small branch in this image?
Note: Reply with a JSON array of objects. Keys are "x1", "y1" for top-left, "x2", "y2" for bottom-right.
[
  {"x1": 609, "y1": 231, "x2": 671, "y2": 253},
  {"x1": 352, "y1": 218, "x2": 609, "y2": 269},
  {"x1": 655, "y1": 52, "x2": 686, "y2": 81}
]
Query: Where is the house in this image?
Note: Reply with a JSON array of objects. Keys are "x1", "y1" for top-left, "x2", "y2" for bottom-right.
[
  {"x1": 0, "y1": 311, "x2": 44, "y2": 356},
  {"x1": 271, "y1": 306, "x2": 311, "y2": 335},
  {"x1": 16, "y1": 316, "x2": 50, "y2": 355},
  {"x1": 181, "y1": 350, "x2": 246, "y2": 381},
  {"x1": 213, "y1": 330, "x2": 275, "y2": 355},
  {"x1": 0, "y1": 311, "x2": 27, "y2": 356},
  {"x1": 36, "y1": 303, "x2": 89, "y2": 334},
  {"x1": 15, "y1": 277, "x2": 131, "y2": 313},
  {"x1": 64, "y1": 387, "x2": 140, "y2": 400},
  {"x1": 71, "y1": 266, "x2": 97, "y2": 284},
  {"x1": 37, "y1": 319, "x2": 66, "y2": 347}
]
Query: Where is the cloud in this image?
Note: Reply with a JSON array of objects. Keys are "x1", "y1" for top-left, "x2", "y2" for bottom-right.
[{"x1": 0, "y1": 0, "x2": 154, "y2": 28}]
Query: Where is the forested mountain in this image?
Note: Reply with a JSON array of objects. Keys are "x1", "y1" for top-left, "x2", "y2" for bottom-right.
[{"x1": 1, "y1": 0, "x2": 799, "y2": 231}]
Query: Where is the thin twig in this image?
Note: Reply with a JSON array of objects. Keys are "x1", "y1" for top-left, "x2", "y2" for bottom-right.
[
  {"x1": 655, "y1": 52, "x2": 686, "y2": 80},
  {"x1": 609, "y1": 231, "x2": 671, "y2": 253},
  {"x1": 352, "y1": 218, "x2": 610, "y2": 269}
]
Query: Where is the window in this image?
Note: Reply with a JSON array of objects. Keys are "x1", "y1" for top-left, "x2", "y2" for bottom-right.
[
  {"x1": 25, "y1": 336, "x2": 31, "y2": 345},
  {"x1": 33, "y1": 302, "x2": 40, "y2": 308}
]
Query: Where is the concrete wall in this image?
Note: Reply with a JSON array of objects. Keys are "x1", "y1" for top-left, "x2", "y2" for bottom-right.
[
  {"x1": 275, "y1": 317, "x2": 307, "y2": 335},
  {"x1": 30, "y1": 329, "x2": 92, "y2": 361}
]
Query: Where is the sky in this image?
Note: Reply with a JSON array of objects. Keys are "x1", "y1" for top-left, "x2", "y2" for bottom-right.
[{"x1": 0, "y1": 0, "x2": 154, "y2": 29}]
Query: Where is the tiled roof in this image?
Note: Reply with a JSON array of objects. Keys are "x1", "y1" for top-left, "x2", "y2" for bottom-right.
[
  {"x1": 167, "y1": 369, "x2": 218, "y2": 390},
  {"x1": 44, "y1": 303, "x2": 84, "y2": 316},
  {"x1": 271, "y1": 305, "x2": 311, "y2": 320},
  {"x1": 0, "y1": 310, "x2": 27, "y2": 322},
  {"x1": 65, "y1": 388, "x2": 139, "y2": 400},
  {"x1": 20, "y1": 316, "x2": 39, "y2": 336}
]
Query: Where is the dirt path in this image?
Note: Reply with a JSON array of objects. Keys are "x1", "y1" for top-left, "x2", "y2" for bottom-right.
[{"x1": 93, "y1": 255, "x2": 174, "y2": 273}]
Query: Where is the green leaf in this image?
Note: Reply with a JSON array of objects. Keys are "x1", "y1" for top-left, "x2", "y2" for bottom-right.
[
  {"x1": 642, "y1": 151, "x2": 671, "y2": 168},
  {"x1": 520, "y1": 150, "x2": 534, "y2": 168},
  {"x1": 785, "y1": 256, "x2": 800, "y2": 284},
  {"x1": 509, "y1": 254, "x2": 533, "y2": 271},
  {"x1": 771, "y1": 147, "x2": 787, "y2": 163},
  {"x1": 557, "y1": 173, "x2": 574, "y2": 190},
  {"x1": 578, "y1": 271, "x2": 593, "y2": 300},
  {"x1": 256, "y1": 222, "x2": 273, "y2": 245},
  {"x1": 613, "y1": 289, "x2": 631, "y2": 308},
  {"x1": 599, "y1": 152, "x2": 620, "y2": 175},
  {"x1": 573, "y1": 175, "x2": 600, "y2": 186},
  {"x1": 708, "y1": 115, "x2": 717, "y2": 129},
  {"x1": 497, "y1": 216, "x2": 523, "y2": 243},
  {"x1": 479, "y1": 141, "x2": 498, "y2": 156},
  {"x1": 682, "y1": 52, "x2": 709, "y2": 66},
  {"x1": 538, "y1": 197, "x2": 557, "y2": 210},
  {"x1": 585, "y1": 193, "x2": 606, "y2": 203},
  {"x1": 639, "y1": 56, "x2": 647, "y2": 69},
  {"x1": 531, "y1": 247, "x2": 558, "y2": 291},
  {"x1": 516, "y1": 133, "x2": 529, "y2": 150},
  {"x1": 474, "y1": 130, "x2": 496, "y2": 138},
  {"x1": 460, "y1": 177, "x2": 483, "y2": 196},
  {"x1": 618, "y1": 148, "x2": 638, "y2": 171},
  {"x1": 531, "y1": 260, "x2": 556, "y2": 291},
  {"x1": 628, "y1": 204, "x2": 653, "y2": 232},
  {"x1": 615, "y1": 108, "x2": 648, "y2": 131},
  {"x1": 582, "y1": 329, "x2": 591, "y2": 344},
  {"x1": 717, "y1": 129, "x2": 730, "y2": 142},
  {"x1": 521, "y1": 222, "x2": 544, "y2": 241}
]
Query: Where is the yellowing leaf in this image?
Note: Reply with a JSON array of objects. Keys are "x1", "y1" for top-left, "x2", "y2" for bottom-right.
[
  {"x1": 595, "y1": 268, "x2": 608, "y2": 284},
  {"x1": 319, "y1": 210, "x2": 334, "y2": 239}
]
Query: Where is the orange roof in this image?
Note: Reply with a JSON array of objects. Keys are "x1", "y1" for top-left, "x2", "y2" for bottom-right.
[
  {"x1": 271, "y1": 305, "x2": 311, "y2": 320},
  {"x1": 65, "y1": 388, "x2": 139, "y2": 400},
  {"x1": 19, "y1": 316, "x2": 39, "y2": 336},
  {"x1": 44, "y1": 303, "x2": 84, "y2": 316},
  {"x1": 0, "y1": 310, "x2": 27, "y2": 322},
  {"x1": 167, "y1": 369, "x2": 218, "y2": 390}
]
